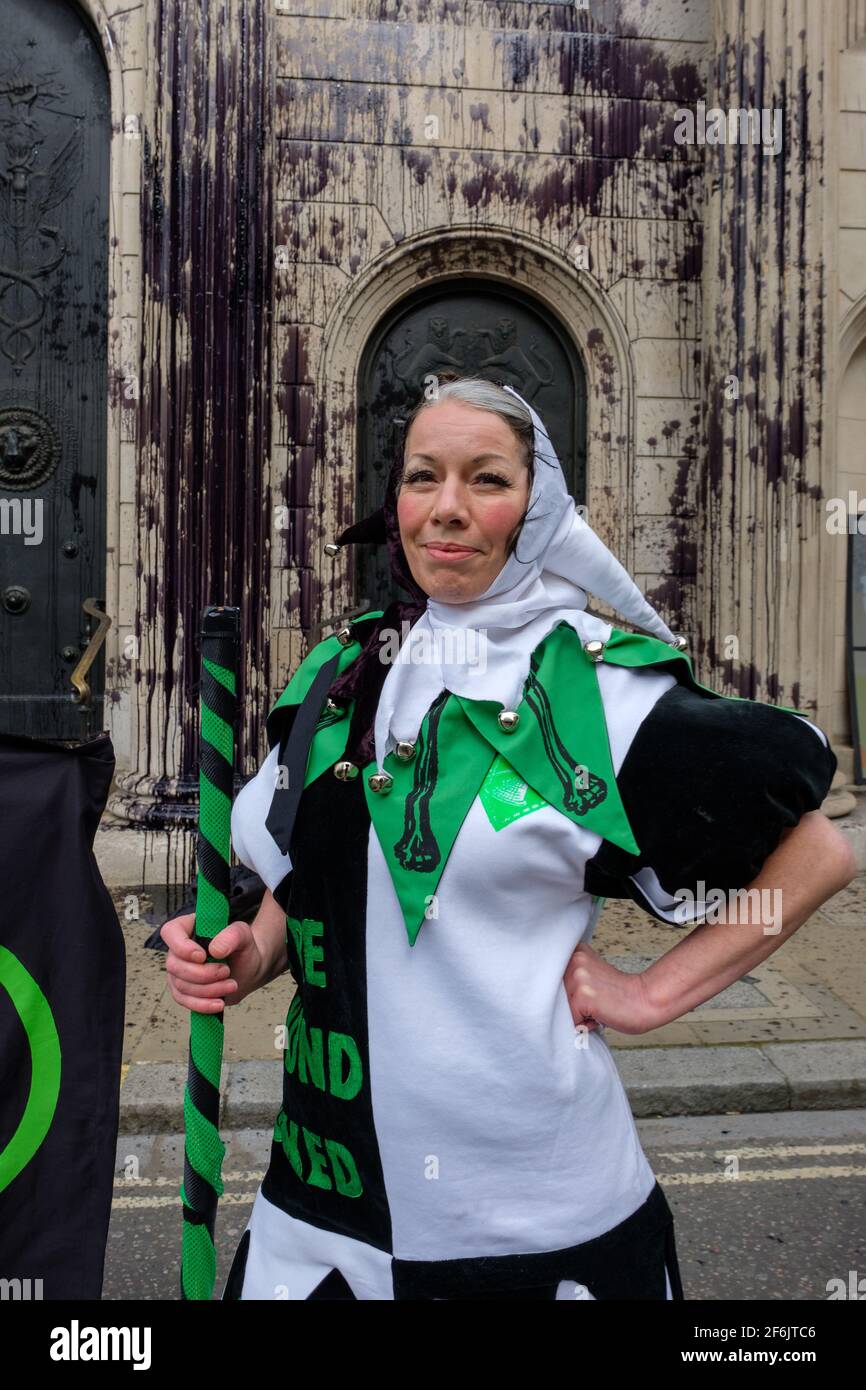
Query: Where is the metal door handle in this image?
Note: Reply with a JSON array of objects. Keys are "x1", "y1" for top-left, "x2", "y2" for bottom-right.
[{"x1": 69, "y1": 598, "x2": 112, "y2": 706}]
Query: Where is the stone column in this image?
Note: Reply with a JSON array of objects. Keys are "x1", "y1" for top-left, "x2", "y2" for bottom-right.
[{"x1": 696, "y1": 0, "x2": 837, "y2": 720}]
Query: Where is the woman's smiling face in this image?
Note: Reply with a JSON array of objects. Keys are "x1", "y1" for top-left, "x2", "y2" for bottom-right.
[{"x1": 397, "y1": 399, "x2": 531, "y2": 603}]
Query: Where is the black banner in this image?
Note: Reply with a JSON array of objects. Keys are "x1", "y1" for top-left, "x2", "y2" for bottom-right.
[{"x1": 0, "y1": 731, "x2": 125, "y2": 1299}]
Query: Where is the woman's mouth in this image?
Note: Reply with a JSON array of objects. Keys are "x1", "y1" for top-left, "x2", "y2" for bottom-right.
[{"x1": 422, "y1": 542, "x2": 479, "y2": 562}]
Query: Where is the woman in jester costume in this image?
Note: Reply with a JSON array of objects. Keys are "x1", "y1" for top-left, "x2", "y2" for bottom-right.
[{"x1": 164, "y1": 377, "x2": 849, "y2": 1300}]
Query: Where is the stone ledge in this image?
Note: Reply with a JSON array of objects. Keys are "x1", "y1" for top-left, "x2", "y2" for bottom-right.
[{"x1": 117, "y1": 1042, "x2": 866, "y2": 1132}]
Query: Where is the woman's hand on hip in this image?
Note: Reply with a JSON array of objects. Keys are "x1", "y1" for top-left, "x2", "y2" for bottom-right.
[
  {"x1": 563, "y1": 942, "x2": 657, "y2": 1037},
  {"x1": 161, "y1": 912, "x2": 269, "y2": 1013}
]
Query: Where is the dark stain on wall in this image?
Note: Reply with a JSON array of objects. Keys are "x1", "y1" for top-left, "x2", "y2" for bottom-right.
[
  {"x1": 273, "y1": 6, "x2": 705, "y2": 658},
  {"x1": 139, "y1": 0, "x2": 275, "y2": 803},
  {"x1": 139, "y1": 0, "x2": 833, "y2": 817},
  {"x1": 697, "y1": 14, "x2": 825, "y2": 706}
]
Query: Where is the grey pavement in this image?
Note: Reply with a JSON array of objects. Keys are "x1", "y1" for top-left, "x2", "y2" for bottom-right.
[{"x1": 104, "y1": 1110, "x2": 866, "y2": 1300}]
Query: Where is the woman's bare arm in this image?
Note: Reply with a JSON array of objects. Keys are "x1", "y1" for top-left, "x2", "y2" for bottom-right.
[
  {"x1": 251, "y1": 887, "x2": 291, "y2": 985},
  {"x1": 637, "y1": 810, "x2": 857, "y2": 1029},
  {"x1": 565, "y1": 811, "x2": 857, "y2": 1035}
]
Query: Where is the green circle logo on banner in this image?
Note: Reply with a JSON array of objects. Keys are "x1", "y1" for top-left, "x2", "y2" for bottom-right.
[{"x1": 0, "y1": 945, "x2": 61, "y2": 1193}]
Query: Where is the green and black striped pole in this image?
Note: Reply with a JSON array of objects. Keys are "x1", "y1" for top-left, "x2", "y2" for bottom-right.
[{"x1": 180, "y1": 604, "x2": 240, "y2": 1300}]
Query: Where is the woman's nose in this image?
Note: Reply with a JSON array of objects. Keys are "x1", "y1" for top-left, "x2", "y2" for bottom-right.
[{"x1": 430, "y1": 479, "x2": 470, "y2": 524}]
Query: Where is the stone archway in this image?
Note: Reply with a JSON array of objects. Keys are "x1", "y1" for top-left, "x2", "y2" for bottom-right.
[
  {"x1": 353, "y1": 278, "x2": 589, "y2": 614},
  {"x1": 307, "y1": 227, "x2": 637, "y2": 652}
]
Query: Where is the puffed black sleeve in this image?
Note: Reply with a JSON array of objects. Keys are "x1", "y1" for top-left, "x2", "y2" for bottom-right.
[{"x1": 584, "y1": 682, "x2": 838, "y2": 925}]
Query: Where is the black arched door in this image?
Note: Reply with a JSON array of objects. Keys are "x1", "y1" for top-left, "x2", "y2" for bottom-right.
[
  {"x1": 0, "y1": 2, "x2": 110, "y2": 737},
  {"x1": 355, "y1": 282, "x2": 587, "y2": 614}
]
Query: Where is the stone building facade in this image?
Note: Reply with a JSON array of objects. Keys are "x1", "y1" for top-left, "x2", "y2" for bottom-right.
[{"x1": 1, "y1": 0, "x2": 863, "y2": 883}]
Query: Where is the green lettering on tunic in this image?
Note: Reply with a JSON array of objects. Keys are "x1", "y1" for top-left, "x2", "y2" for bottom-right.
[
  {"x1": 298, "y1": 1023, "x2": 325, "y2": 1090},
  {"x1": 284, "y1": 995, "x2": 303, "y2": 1072},
  {"x1": 283, "y1": 997, "x2": 363, "y2": 1099},
  {"x1": 328, "y1": 1032, "x2": 362, "y2": 1100},
  {"x1": 303, "y1": 919, "x2": 326, "y2": 987},
  {"x1": 302, "y1": 1127, "x2": 332, "y2": 1190},
  {"x1": 275, "y1": 1111, "x2": 364, "y2": 1198},
  {"x1": 325, "y1": 1139, "x2": 363, "y2": 1197},
  {"x1": 274, "y1": 1111, "x2": 303, "y2": 1180},
  {"x1": 286, "y1": 916, "x2": 327, "y2": 987}
]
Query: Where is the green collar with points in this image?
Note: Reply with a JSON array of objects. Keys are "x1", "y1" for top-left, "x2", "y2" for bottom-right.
[
  {"x1": 265, "y1": 610, "x2": 385, "y2": 746},
  {"x1": 267, "y1": 617, "x2": 775, "y2": 948},
  {"x1": 601, "y1": 627, "x2": 804, "y2": 715},
  {"x1": 362, "y1": 689, "x2": 498, "y2": 944},
  {"x1": 360, "y1": 620, "x2": 649, "y2": 946}
]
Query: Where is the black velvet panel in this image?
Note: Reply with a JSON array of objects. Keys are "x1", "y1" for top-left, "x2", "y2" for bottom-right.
[
  {"x1": 265, "y1": 651, "x2": 342, "y2": 858},
  {"x1": 390, "y1": 1181, "x2": 681, "y2": 1300},
  {"x1": 261, "y1": 767, "x2": 393, "y2": 1253},
  {"x1": 585, "y1": 682, "x2": 838, "y2": 915}
]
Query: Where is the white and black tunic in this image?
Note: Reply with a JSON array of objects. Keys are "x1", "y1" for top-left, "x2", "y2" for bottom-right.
[{"x1": 223, "y1": 610, "x2": 835, "y2": 1301}]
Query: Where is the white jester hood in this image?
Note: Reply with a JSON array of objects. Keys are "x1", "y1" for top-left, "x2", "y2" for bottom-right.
[{"x1": 371, "y1": 384, "x2": 677, "y2": 773}]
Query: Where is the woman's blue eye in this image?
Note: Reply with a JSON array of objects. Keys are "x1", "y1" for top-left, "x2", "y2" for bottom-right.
[{"x1": 474, "y1": 472, "x2": 512, "y2": 486}]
